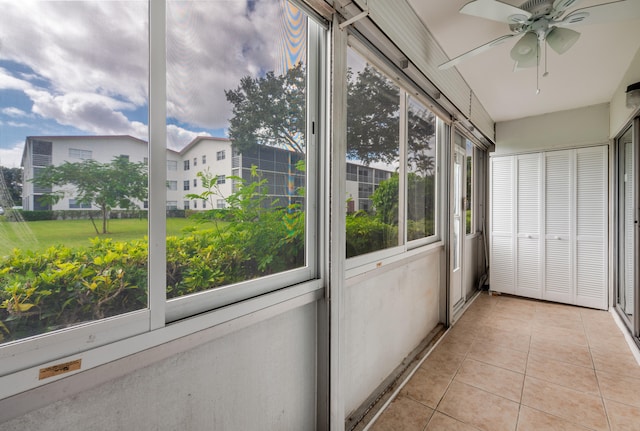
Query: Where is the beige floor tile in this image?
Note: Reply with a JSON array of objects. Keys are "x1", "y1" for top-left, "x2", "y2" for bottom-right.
[
  {"x1": 597, "y1": 370, "x2": 640, "y2": 408},
  {"x1": 526, "y1": 353, "x2": 599, "y2": 396},
  {"x1": 521, "y1": 376, "x2": 609, "y2": 431},
  {"x1": 437, "y1": 381, "x2": 520, "y2": 431},
  {"x1": 591, "y1": 347, "x2": 640, "y2": 380},
  {"x1": 475, "y1": 325, "x2": 531, "y2": 352},
  {"x1": 370, "y1": 395, "x2": 433, "y2": 431},
  {"x1": 531, "y1": 324, "x2": 588, "y2": 347},
  {"x1": 532, "y1": 315, "x2": 586, "y2": 333},
  {"x1": 421, "y1": 347, "x2": 466, "y2": 376},
  {"x1": 478, "y1": 314, "x2": 533, "y2": 336},
  {"x1": 454, "y1": 358, "x2": 524, "y2": 402},
  {"x1": 529, "y1": 336, "x2": 593, "y2": 368},
  {"x1": 426, "y1": 412, "x2": 481, "y2": 431},
  {"x1": 605, "y1": 399, "x2": 640, "y2": 431},
  {"x1": 401, "y1": 366, "x2": 454, "y2": 409},
  {"x1": 467, "y1": 340, "x2": 528, "y2": 373},
  {"x1": 433, "y1": 337, "x2": 472, "y2": 357},
  {"x1": 516, "y1": 405, "x2": 592, "y2": 431},
  {"x1": 588, "y1": 332, "x2": 632, "y2": 353},
  {"x1": 535, "y1": 303, "x2": 583, "y2": 322}
]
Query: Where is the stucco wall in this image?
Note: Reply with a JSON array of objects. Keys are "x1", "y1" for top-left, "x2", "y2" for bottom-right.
[{"x1": 0, "y1": 303, "x2": 318, "y2": 431}]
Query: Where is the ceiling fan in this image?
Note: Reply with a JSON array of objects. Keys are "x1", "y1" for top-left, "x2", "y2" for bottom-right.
[{"x1": 439, "y1": 0, "x2": 640, "y2": 70}]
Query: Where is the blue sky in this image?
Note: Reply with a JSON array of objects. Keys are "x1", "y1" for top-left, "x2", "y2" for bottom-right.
[{"x1": 0, "y1": 0, "x2": 284, "y2": 168}]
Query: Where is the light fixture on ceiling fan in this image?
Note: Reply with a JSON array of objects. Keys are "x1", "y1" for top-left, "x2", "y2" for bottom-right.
[{"x1": 439, "y1": 0, "x2": 640, "y2": 87}]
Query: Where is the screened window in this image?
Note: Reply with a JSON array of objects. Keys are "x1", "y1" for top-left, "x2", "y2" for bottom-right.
[
  {"x1": 184, "y1": 160, "x2": 190, "y2": 170},
  {"x1": 193, "y1": 157, "x2": 197, "y2": 166},
  {"x1": 167, "y1": 180, "x2": 177, "y2": 190},
  {"x1": 346, "y1": 47, "x2": 400, "y2": 258},
  {"x1": 183, "y1": 180, "x2": 190, "y2": 191},
  {"x1": 407, "y1": 97, "x2": 438, "y2": 241},
  {"x1": 183, "y1": 200, "x2": 189, "y2": 210},
  {"x1": 167, "y1": 160, "x2": 178, "y2": 171},
  {"x1": 167, "y1": 201, "x2": 178, "y2": 210},
  {"x1": 165, "y1": 0, "x2": 316, "y2": 314},
  {"x1": 0, "y1": 1, "x2": 149, "y2": 349},
  {"x1": 202, "y1": 155, "x2": 206, "y2": 164}
]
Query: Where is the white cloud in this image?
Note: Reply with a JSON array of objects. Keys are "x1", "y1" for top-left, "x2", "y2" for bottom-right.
[
  {"x1": 0, "y1": 0, "x2": 295, "y2": 147},
  {"x1": 2, "y1": 107, "x2": 28, "y2": 118},
  {"x1": 0, "y1": 68, "x2": 33, "y2": 91},
  {"x1": 167, "y1": 124, "x2": 211, "y2": 151},
  {"x1": 0, "y1": 142, "x2": 24, "y2": 168}
]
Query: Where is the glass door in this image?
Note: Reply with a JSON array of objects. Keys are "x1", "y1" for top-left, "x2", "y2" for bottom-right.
[
  {"x1": 450, "y1": 133, "x2": 466, "y2": 314},
  {"x1": 616, "y1": 120, "x2": 639, "y2": 341}
]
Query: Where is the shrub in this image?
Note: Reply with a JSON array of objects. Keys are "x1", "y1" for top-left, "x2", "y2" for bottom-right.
[{"x1": 346, "y1": 211, "x2": 397, "y2": 258}]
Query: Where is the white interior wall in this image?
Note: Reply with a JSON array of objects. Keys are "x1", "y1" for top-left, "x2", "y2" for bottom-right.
[
  {"x1": 495, "y1": 103, "x2": 610, "y2": 156},
  {"x1": 610, "y1": 46, "x2": 640, "y2": 138},
  {"x1": 0, "y1": 303, "x2": 318, "y2": 431},
  {"x1": 343, "y1": 249, "x2": 442, "y2": 415}
]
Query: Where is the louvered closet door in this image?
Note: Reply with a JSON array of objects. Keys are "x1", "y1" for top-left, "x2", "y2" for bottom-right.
[
  {"x1": 491, "y1": 156, "x2": 514, "y2": 294},
  {"x1": 544, "y1": 150, "x2": 573, "y2": 304},
  {"x1": 575, "y1": 146, "x2": 608, "y2": 309},
  {"x1": 516, "y1": 154, "x2": 542, "y2": 299}
]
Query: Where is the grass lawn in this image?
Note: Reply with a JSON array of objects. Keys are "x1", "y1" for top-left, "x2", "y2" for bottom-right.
[{"x1": 0, "y1": 217, "x2": 209, "y2": 256}]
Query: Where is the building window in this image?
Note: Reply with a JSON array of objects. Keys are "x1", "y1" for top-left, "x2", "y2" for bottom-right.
[
  {"x1": 144, "y1": 200, "x2": 149, "y2": 209},
  {"x1": 216, "y1": 150, "x2": 225, "y2": 161},
  {"x1": 202, "y1": 155, "x2": 206, "y2": 164},
  {"x1": 217, "y1": 199, "x2": 226, "y2": 209},
  {"x1": 193, "y1": 157, "x2": 197, "y2": 166},
  {"x1": 68, "y1": 148, "x2": 92, "y2": 159},
  {"x1": 193, "y1": 200, "x2": 197, "y2": 209},
  {"x1": 202, "y1": 200, "x2": 207, "y2": 208},
  {"x1": 119, "y1": 154, "x2": 130, "y2": 161},
  {"x1": 184, "y1": 160, "x2": 190, "y2": 171},
  {"x1": 143, "y1": 157, "x2": 149, "y2": 165},
  {"x1": 216, "y1": 175, "x2": 225, "y2": 184},
  {"x1": 193, "y1": 178, "x2": 197, "y2": 188},
  {"x1": 167, "y1": 180, "x2": 177, "y2": 191},
  {"x1": 183, "y1": 180, "x2": 190, "y2": 191},
  {"x1": 167, "y1": 160, "x2": 178, "y2": 171},
  {"x1": 167, "y1": 201, "x2": 178, "y2": 210},
  {"x1": 69, "y1": 199, "x2": 91, "y2": 209},
  {"x1": 182, "y1": 201, "x2": 189, "y2": 210}
]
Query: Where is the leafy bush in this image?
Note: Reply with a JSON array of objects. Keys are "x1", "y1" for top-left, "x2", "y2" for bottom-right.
[{"x1": 346, "y1": 211, "x2": 397, "y2": 258}]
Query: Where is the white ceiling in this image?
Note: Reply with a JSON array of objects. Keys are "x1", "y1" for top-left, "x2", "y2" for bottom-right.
[{"x1": 406, "y1": 0, "x2": 640, "y2": 123}]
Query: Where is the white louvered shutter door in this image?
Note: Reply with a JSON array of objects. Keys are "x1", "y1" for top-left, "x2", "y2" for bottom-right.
[
  {"x1": 491, "y1": 156, "x2": 515, "y2": 294},
  {"x1": 516, "y1": 154, "x2": 542, "y2": 299},
  {"x1": 544, "y1": 150, "x2": 573, "y2": 304},
  {"x1": 575, "y1": 146, "x2": 608, "y2": 309}
]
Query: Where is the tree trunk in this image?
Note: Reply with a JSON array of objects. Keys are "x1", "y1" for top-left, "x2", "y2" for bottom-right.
[{"x1": 102, "y1": 206, "x2": 108, "y2": 234}]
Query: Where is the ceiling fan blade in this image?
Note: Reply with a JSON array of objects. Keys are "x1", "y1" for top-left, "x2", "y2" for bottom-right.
[
  {"x1": 460, "y1": 0, "x2": 532, "y2": 24},
  {"x1": 558, "y1": 0, "x2": 640, "y2": 26},
  {"x1": 438, "y1": 34, "x2": 516, "y2": 70},
  {"x1": 553, "y1": 0, "x2": 580, "y2": 14}
]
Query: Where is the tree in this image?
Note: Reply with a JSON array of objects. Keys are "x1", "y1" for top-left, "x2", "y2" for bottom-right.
[
  {"x1": 225, "y1": 62, "x2": 306, "y2": 154},
  {"x1": 0, "y1": 166, "x2": 23, "y2": 206},
  {"x1": 31, "y1": 156, "x2": 148, "y2": 234}
]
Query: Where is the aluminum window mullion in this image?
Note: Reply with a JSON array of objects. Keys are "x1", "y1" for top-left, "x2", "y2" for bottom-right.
[{"x1": 149, "y1": 0, "x2": 167, "y2": 330}]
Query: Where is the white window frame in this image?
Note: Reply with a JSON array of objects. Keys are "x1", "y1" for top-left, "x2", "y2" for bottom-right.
[
  {"x1": 345, "y1": 38, "x2": 444, "y2": 275},
  {"x1": 216, "y1": 150, "x2": 225, "y2": 161},
  {"x1": 0, "y1": 0, "x2": 328, "y2": 398}
]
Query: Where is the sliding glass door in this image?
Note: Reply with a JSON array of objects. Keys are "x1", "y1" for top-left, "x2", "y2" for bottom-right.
[{"x1": 616, "y1": 119, "x2": 639, "y2": 342}]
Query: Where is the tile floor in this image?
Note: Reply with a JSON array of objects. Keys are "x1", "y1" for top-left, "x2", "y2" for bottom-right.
[{"x1": 368, "y1": 292, "x2": 640, "y2": 431}]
